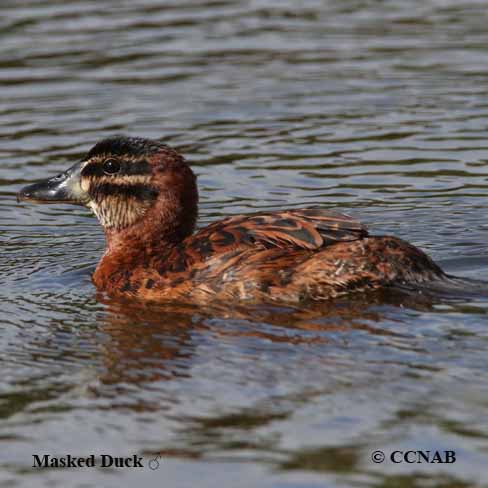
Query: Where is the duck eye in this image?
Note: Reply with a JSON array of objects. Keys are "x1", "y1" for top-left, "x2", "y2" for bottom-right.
[{"x1": 103, "y1": 158, "x2": 121, "y2": 175}]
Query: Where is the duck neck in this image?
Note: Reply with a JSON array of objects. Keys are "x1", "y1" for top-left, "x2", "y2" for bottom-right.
[{"x1": 93, "y1": 192, "x2": 197, "y2": 290}]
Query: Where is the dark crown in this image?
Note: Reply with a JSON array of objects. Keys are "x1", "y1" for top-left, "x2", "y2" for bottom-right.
[{"x1": 86, "y1": 135, "x2": 169, "y2": 159}]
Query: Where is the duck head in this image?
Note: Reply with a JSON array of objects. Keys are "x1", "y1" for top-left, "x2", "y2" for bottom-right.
[{"x1": 17, "y1": 136, "x2": 198, "y2": 246}]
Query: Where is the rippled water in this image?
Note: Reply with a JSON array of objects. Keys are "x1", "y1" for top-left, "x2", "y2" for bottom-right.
[{"x1": 1, "y1": 1, "x2": 488, "y2": 487}]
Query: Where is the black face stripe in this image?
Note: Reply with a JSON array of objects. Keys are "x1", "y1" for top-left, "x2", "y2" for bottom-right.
[
  {"x1": 92, "y1": 183, "x2": 159, "y2": 201},
  {"x1": 81, "y1": 159, "x2": 152, "y2": 178}
]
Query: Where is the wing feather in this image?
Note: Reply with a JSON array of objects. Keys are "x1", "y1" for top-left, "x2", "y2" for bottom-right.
[{"x1": 185, "y1": 208, "x2": 368, "y2": 262}]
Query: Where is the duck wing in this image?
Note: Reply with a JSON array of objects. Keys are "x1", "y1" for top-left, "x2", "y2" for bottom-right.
[{"x1": 186, "y1": 209, "x2": 368, "y2": 258}]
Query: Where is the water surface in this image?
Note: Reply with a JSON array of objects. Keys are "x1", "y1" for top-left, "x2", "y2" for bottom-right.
[{"x1": 1, "y1": 1, "x2": 488, "y2": 487}]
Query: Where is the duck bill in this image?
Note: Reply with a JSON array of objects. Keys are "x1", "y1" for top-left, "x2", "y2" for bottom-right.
[{"x1": 17, "y1": 162, "x2": 87, "y2": 205}]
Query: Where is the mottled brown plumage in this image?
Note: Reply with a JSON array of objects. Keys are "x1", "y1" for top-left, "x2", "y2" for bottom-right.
[{"x1": 18, "y1": 135, "x2": 446, "y2": 304}]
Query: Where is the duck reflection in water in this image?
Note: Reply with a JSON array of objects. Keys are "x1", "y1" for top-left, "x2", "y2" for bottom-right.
[{"x1": 94, "y1": 287, "x2": 447, "y2": 388}]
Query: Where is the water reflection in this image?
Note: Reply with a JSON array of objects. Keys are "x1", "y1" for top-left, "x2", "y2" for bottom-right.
[{"x1": 94, "y1": 288, "x2": 452, "y2": 388}]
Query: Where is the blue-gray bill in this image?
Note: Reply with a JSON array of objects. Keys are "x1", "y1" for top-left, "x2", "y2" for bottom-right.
[{"x1": 17, "y1": 162, "x2": 85, "y2": 205}]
